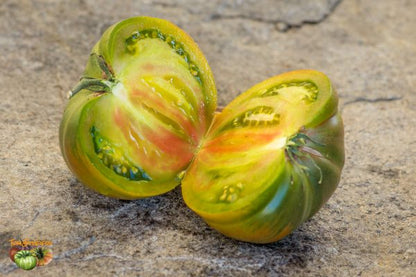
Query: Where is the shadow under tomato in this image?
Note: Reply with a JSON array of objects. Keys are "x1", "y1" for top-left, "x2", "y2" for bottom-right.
[{"x1": 67, "y1": 177, "x2": 320, "y2": 274}]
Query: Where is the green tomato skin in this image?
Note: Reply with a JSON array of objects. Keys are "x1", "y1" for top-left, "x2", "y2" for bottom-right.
[{"x1": 14, "y1": 250, "x2": 37, "y2": 270}]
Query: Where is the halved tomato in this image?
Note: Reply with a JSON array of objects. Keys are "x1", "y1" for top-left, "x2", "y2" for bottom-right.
[
  {"x1": 182, "y1": 70, "x2": 344, "y2": 243},
  {"x1": 60, "y1": 17, "x2": 344, "y2": 243},
  {"x1": 60, "y1": 17, "x2": 216, "y2": 199}
]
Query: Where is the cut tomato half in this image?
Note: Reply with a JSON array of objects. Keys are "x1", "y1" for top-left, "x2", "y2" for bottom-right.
[{"x1": 182, "y1": 70, "x2": 344, "y2": 243}]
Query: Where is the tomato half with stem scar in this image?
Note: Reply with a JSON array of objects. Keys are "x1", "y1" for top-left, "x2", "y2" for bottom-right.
[
  {"x1": 60, "y1": 17, "x2": 216, "y2": 199},
  {"x1": 182, "y1": 70, "x2": 344, "y2": 243}
]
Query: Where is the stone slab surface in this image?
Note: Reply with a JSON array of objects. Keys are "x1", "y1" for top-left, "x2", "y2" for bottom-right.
[{"x1": 0, "y1": 0, "x2": 415, "y2": 276}]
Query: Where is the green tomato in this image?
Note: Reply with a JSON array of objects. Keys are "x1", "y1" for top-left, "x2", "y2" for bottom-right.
[
  {"x1": 59, "y1": 16, "x2": 217, "y2": 199},
  {"x1": 14, "y1": 250, "x2": 37, "y2": 270},
  {"x1": 182, "y1": 70, "x2": 344, "y2": 243}
]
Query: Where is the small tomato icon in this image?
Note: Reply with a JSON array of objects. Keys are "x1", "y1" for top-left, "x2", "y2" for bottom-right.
[{"x1": 14, "y1": 250, "x2": 37, "y2": 270}]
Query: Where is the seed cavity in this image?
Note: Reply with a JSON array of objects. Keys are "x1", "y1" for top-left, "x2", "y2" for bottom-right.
[
  {"x1": 125, "y1": 29, "x2": 202, "y2": 84},
  {"x1": 219, "y1": 183, "x2": 244, "y2": 203},
  {"x1": 261, "y1": 81, "x2": 318, "y2": 103},
  {"x1": 222, "y1": 106, "x2": 280, "y2": 131},
  {"x1": 91, "y1": 126, "x2": 152, "y2": 181}
]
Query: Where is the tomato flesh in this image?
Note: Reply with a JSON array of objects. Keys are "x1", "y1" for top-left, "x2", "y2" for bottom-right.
[{"x1": 182, "y1": 70, "x2": 344, "y2": 243}]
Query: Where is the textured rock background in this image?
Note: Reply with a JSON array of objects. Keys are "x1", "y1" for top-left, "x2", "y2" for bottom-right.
[{"x1": 0, "y1": 0, "x2": 415, "y2": 276}]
